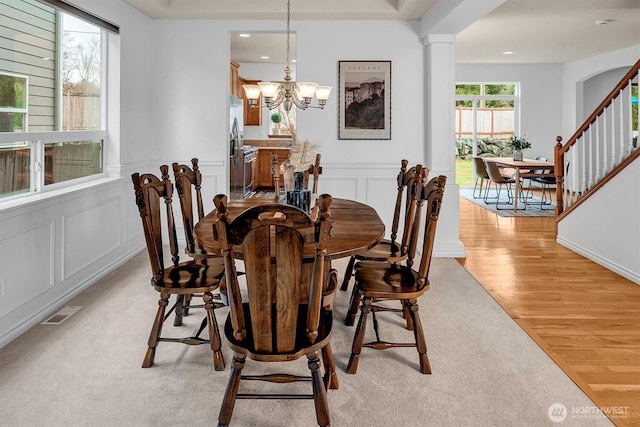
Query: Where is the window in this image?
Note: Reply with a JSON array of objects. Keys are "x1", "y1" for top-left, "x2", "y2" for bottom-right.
[
  {"x1": 0, "y1": 0, "x2": 117, "y2": 201},
  {"x1": 455, "y1": 83, "x2": 520, "y2": 186},
  {"x1": 0, "y1": 73, "x2": 28, "y2": 132}
]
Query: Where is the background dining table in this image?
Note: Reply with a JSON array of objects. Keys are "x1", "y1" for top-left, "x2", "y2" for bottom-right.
[{"x1": 483, "y1": 156, "x2": 555, "y2": 211}]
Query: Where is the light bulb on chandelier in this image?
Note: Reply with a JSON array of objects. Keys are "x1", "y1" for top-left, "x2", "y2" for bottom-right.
[{"x1": 242, "y1": 0, "x2": 332, "y2": 112}]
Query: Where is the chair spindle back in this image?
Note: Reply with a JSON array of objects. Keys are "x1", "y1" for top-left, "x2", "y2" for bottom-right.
[
  {"x1": 132, "y1": 165, "x2": 180, "y2": 282},
  {"x1": 172, "y1": 158, "x2": 205, "y2": 257}
]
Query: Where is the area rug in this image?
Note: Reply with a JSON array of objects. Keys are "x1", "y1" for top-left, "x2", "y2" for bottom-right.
[
  {"x1": 0, "y1": 254, "x2": 610, "y2": 426},
  {"x1": 459, "y1": 187, "x2": 555, "y2": 217}
]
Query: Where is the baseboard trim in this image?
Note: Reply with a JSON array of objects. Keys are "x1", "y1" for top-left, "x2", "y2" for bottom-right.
[
  {"x1": 556, "y1": 236, "x2": 640, "y2": 285},
  {"x1": 434, "y1": 241, "x2": 466, "y2": 258}
]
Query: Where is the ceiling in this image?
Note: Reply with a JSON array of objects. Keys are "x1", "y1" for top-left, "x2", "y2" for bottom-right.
[{"x1": 122, "y1": 0, "x2": 640, "y2": 64}]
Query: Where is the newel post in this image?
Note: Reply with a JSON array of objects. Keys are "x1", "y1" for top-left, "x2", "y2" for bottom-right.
[{"x1": 554, "y1": 136, "x2": 564, "y2": 218}]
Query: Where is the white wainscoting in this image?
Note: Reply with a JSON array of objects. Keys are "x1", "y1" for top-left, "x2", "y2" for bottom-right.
[
  {"x1": 0, "y1": 220, "x2": 54, "y2": 318},
  {"x1": 0, "y1": 174, "x2": 147, "y2": 349}
]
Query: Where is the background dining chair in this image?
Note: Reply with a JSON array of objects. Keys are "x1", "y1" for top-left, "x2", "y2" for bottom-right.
[
  {"x1": 304, "y1": 153, "x2": 322, "y2": 196},
  {"x1": 131, "y1": 166, "x2": 225, "y2": 370},
  {"x1": 271, "y1": 153, "x2": 281, "y2": 197},
  {"x1": 345, "y1": 174, "x2": 446, "y2": 375},
  {"x1": 172, "y1": 158, "x2": 227, "y2": 320},
  {"x1": 213, "y1": 194, "x2": 335, "y2": 427},
  {"x1": 472, "y1": 156, "x2": 492, "y2": 199},
  {"x1": 484, "y1": 160, "x2": 522, "y2": 210},
  {"x1": 524, "y1": 156, "x2": 555, "y2": 209},
  {"x1": 339, "y1": 160, "x2": 423, "y2": 291}
]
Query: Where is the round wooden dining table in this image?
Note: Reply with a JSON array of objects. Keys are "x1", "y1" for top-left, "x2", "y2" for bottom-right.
[{"x1": 194, "y1": 196, "x2": 386, "y2": 260}]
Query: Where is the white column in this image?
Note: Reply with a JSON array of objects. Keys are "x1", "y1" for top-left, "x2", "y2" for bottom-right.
[{"x1": 423, "y1": 34, "x2": 465, "y2": 257}]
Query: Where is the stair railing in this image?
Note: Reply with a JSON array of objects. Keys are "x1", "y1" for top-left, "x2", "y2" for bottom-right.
[{"x1": 555, "y1": 59, "x2": 640, "y2": 218}]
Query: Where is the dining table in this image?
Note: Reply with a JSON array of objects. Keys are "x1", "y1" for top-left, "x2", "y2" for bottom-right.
[
  {"x1": 194, "y1": 196, "x2": 386, "y2": 261},
  {"x1": 483, "y1": 156, "x2": 555, "y2": 211}
]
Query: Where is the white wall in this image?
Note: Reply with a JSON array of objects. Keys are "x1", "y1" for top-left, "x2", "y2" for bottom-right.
[
  {"x1": 147, "y1": 19, "x2": 440, "y2": 232},
  {"x1": 455, "y1": 63, "x2": 563, "y2": 161},
  {"x1": 561, "y1": 45, "x2": 640, "y2": 137},
  {"x1": 557, "y1": 157, "x2": 640, "y2": 284},
  {"x1": 582, "y1": 67, "x2": 629, "y2": 123}
]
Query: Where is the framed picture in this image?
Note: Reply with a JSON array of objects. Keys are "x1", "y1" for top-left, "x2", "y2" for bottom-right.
[{"x1": 338, "y1": 60, "x2": 391, "y2": 140}]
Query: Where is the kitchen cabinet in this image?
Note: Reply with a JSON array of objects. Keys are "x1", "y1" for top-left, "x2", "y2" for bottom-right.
[
  {"x1": 256, "y1": 148, "x2": 290, "y2": 189},
  {"x1": 231, "y1": 62, "x2": 262, "y2": 126},
  {"x1": 230, "y1": 60, "x2": 241, "y2": 98}
]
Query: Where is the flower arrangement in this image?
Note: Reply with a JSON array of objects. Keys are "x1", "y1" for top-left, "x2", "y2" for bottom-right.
[
  {"x1": 509, "y1": 135, "x2": 531, "y2": 151},
  {"x1": 280, "y1": 112, "x2": 318, "y2": 173}
]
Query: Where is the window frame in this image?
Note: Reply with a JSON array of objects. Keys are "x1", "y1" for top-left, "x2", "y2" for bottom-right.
[
  {"x1": 0, "y1": 1, "x2": 111, "y2": 203},
  {"x1": 0, "y1": 72, "x2": 29, "y2": 132},
  {"x1": 0, "y1": 130, "x2": 107, "y2": 199}
]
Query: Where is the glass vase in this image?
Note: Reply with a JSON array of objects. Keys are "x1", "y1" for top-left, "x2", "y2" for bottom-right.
[{"x1": 286, "y1": 171, "x2": 311, "y2": 214}]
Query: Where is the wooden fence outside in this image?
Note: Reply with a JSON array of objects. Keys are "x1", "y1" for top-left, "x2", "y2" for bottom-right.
[
  {"x1": 63, "y1": 94, "x2": 100, "y2": 130},
  {"x1": 456, "y1": 106, "x2": 515, "y2": 140}
]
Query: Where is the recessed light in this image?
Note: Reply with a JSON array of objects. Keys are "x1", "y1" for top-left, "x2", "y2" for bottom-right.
[
  {"x1": 260, "y1": 56, "x2": 269, "y2": 59},
  {"x1": 502, "y1": 51, "x2": 513, "y2": 55},
  {"x1": 291, "y1": 59, "x2": 297, "y2": 63},
  {"x1": 239, "y1": 33, "x2": 250, "y2": 38}
]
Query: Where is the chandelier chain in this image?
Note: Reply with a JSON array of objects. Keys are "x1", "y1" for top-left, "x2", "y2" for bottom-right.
[
  {"x1": 286, "y1": 0, "x2": 291, "y2": 69},
  {"x1": 240, "y1": 0, "x2": 332, "y2": 111}
]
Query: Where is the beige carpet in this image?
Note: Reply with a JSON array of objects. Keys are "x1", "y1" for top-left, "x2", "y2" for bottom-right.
[{"x1": 0, "y1": 253, "x2": 612, "y2": 426}]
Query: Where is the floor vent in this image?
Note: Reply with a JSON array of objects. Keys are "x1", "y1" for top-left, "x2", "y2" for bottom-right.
[{"x1": 41, "y1": 305, "x2": 83, "y2": 325}]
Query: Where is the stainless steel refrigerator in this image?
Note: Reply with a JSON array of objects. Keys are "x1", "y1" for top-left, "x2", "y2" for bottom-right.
[{"x1": 229, "y1": 96, "x2": 244, "y2": 198}]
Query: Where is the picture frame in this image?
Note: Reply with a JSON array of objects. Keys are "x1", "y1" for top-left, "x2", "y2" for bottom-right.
[{"x1": 338, "y1": 60, "x2": 391, "y2": 140}]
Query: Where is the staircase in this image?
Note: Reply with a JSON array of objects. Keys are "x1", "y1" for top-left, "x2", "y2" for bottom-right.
[
  {"x1": 554, "y1": 59, "x2": 640, "y2": 220},
  {"x1": 552, "y1": 59, "x2": 639, "y2": 284}
]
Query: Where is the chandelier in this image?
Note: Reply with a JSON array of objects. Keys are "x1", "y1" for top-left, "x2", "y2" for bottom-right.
[{"x1": 242, "y1": 0, "x2": 332, "y2": 112}]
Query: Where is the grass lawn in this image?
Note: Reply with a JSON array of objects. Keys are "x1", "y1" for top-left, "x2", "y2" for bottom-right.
[{"x1": 456, "y1": 159, "x2": 472, "y2": 187}]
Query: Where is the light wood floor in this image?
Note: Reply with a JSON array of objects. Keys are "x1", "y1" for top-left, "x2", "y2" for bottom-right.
[{"x1": 456, "y1": 196, "x2": 640, "y2": 427}]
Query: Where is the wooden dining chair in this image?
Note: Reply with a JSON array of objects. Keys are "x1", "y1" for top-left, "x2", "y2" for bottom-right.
[
  {"x1": 213, "y1": 194, "x2": 335, "y2": 427},
  {"x1": 345, "y1": 174, "x2": 446, "y2": 375},
  {"x1": 131, "y1": 166, "x2": 225, "y2": 370},
  {"x1": 339, "y1": 160, "x2": 424, "y2": 291},
  {"x1": 172, "y1": 159, "x2": 209, "y2": 261},
  {"x1": 172, "y1": 158, "x2": 226, "y2": 321},
  {"x1": 304, "y1": 153, "x2": 322, "y2": 195},
  {"x1": 271, "y1": 153, "x2": 281, "y2": 197}
]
